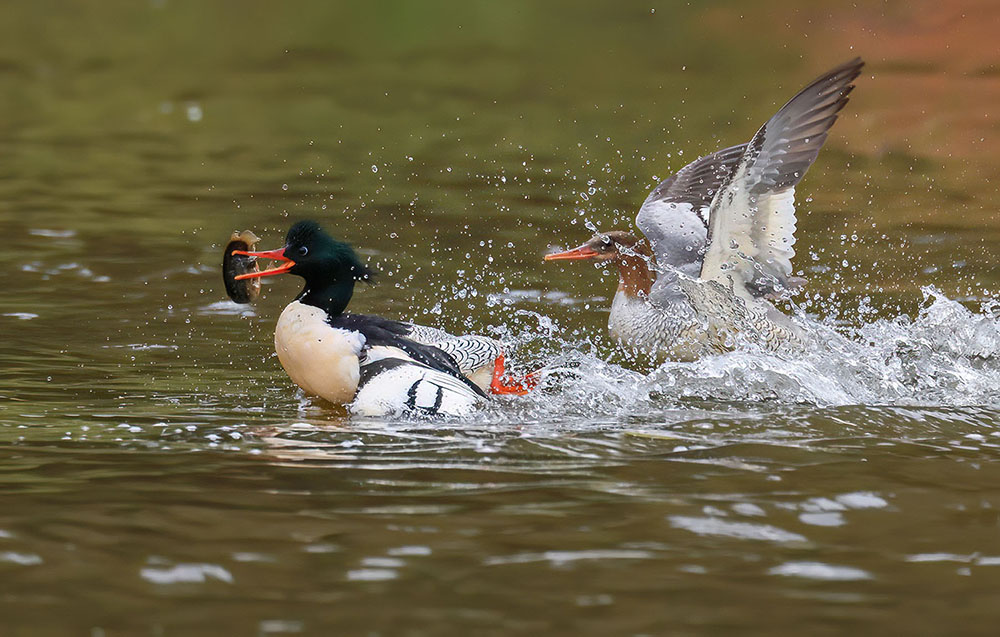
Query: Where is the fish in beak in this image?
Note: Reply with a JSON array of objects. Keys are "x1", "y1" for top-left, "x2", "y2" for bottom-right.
[{"x1": 232, "y1": 247, "x2": 296, "y2": 280}]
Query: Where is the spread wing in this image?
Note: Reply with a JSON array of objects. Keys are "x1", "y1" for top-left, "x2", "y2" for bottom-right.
[
  {"x1": 699, "y1": 58, "x2": 864, "y2": 299},
  {"x1": 636, "y1": 143, "x2": 748, "y2": 273},
  {"x1": 640, "y1": 143, "x2": 750, "y2": 225}
]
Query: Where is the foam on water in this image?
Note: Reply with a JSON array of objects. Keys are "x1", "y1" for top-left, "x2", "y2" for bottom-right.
[{"x1": 487, "y1": 287, "x2": 1000, "y2": 422}]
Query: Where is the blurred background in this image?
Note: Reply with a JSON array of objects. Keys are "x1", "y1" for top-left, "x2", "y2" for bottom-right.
[{"x1": 1, "y1": 2, "x2": 999, "y2": 635}]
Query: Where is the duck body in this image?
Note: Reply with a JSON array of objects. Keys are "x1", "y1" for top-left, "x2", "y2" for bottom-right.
[
  {"x1": 607, "y1": 269, "x2": 801, "y2": 362},
  {"x1": 274, "y1": 301, "x2": 488, "y2": 416},
  {"x1": 608, "y1": 288, "x2": 702, "y2": 361},
  {"x1": 547, "y1": 58, "x2": 864, "y2": 361},
  {"x1": 234, "y1": 221, "x2": 513, "y2": 418}
]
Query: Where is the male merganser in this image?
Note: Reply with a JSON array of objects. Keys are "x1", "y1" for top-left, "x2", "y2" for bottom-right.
[
  {"x1": 546, "y1": 58, "x2": 864, "y2": 361},
  {"x1": 233, "y1": 220, "x2": 530, "y2": 417}
]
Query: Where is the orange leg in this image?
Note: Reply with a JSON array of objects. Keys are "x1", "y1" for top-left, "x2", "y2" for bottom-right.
[{"x1": 489, "y1": 355, "x2": 539, "y2": 396}]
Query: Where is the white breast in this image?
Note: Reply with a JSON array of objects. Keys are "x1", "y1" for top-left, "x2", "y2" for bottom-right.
[
  {"x1": 609, "y1": 290, "x2": 672, "y2": 351},
  {"x1": 274, "y1": 301, "x2": 366, "y2": 405},
  {"x1": 607, "y1": 289, "x2": 707, "y2": 361}
]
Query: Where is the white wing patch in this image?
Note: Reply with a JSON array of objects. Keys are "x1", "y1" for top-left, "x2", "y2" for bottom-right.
[
  {"x1": 363, "y1": 344, "x2": 415, "y2": 365},
  {"x1": 700, "y1": 179, "x2": 798, "y2": 300},
  {"x1": 636, "y1": 200, "x2": 707, "y2": 249},
  {"x1": 632, "y1": 143, "x2": 749, "y2": 293},
  {"x1": 700, "y1": 58, "x2": 863, "y2": 299}
]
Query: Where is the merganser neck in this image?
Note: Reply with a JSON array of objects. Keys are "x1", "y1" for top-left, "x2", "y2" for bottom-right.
[
  {"x1": 298, "y1": 278, "x2": 355, "y2": 316},
  {"x1": 616, "y1": 244, "x2": 655, "y2": 298}
]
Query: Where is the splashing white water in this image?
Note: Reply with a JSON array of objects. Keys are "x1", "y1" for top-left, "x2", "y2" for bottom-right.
[{"x1": 491, "y1": 287, "x2": 1000, "y2": 420}]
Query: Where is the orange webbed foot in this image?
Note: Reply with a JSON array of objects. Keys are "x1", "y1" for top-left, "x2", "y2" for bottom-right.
[{"x1": 489, "y1": 355, "x2": 540, "y2": 396}]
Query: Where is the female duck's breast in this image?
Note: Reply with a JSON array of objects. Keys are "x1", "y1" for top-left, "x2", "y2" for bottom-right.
[
  {"x1": 274, "y1": 301, "x2": 365, "y2": 404},
  {"x1": 609, "y1": 291, "x2": 669, "y2": 349},
  {"x1": 608, "y1": 290, "x2": 707, "y2": 361}
]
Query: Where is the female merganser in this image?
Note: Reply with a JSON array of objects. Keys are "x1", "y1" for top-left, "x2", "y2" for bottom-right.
[
  {"x1": 233, "y1": 221, "x2": 530, "y2": 417},
  {"x1": 546, "y1": 58, "x2": 864, "y2": 361}
]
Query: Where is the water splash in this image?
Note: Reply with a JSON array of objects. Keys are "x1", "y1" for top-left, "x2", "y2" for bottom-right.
[{"x1": 487, "y1": 287, "x2": 1000, "y2": 422}]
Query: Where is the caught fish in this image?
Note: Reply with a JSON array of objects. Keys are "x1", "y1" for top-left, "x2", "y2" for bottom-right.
[{"x1": 223, "y1": 230, "x2": 261, "y2": 303}]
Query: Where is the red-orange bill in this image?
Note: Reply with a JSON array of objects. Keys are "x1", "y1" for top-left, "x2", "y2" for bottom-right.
[
  {"x1": 232, "y1": 248, "x2": 296, "y2": 280},
  {"x1": 543, "y1": 245, "x2": 600, "y2": 261}
]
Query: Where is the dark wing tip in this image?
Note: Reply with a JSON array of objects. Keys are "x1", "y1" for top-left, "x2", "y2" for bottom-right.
[
  {"x1": 811, "y1": 57, "x2": 865, "y2": 91},
  {"x1": 644, "y1": 142, "x2": 750, "y2": 208},
  {"x1": 794, "y1": 57, "x2": 865, "y2": 111},
  {"x1": 747, "y1": 58, "x2": 865, "y2": 193}
]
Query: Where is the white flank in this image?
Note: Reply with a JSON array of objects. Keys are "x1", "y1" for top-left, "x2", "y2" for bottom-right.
[{"x1": 351, "y1": 363, "x2": 483, "y2": 418}]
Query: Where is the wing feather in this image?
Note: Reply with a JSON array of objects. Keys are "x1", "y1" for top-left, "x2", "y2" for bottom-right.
[
  {"x1": 636, "y1": 144, "x2": 748, "y2": 268},
  {"x1": 640, "y1": 143, "x2": 750, "y2": 216},
  {"x1": 700, "y1": 58, "x2": 864, "y2": 298},
  {"x1": 403, "y1": 323, "x2": 501, "y2": 377}
]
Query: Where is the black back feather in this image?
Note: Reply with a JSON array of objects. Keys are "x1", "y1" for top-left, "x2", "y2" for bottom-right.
[{"x1": 330, "y1": 313, "x2": 489, "y2": 399}]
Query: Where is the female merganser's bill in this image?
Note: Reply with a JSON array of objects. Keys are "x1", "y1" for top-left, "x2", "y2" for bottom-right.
[
  {"x1": 546, "y1": 58, "x2": 864, "y2": 361},
  {"x1": 233, "y1": 221, "x2": 530, "y2": 417}
]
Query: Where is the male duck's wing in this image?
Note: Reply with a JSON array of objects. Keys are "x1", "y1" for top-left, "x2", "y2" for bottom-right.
[
  {"x1": 404, "y1": 323, "x2": 502, "y2": 378},
  {"x1": 401, "y1": 322, "x2": 455, "y2": 344},
  {"x1": 699, "y1": 58, "x2": 864, "y2": 299},
  {"x1": 352, "y1": 357, "x2": 484, "y2": 417},
  {"x1": 333, "y1": 314, "x2": 489, "y2": 399}
]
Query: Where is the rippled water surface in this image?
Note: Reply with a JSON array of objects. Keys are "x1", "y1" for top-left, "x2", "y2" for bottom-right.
[{"x1": 3, "y1": 1, "x2": 1000, "y2": 635}]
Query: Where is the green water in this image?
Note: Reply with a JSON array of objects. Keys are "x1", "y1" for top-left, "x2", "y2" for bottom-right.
[{"x1": 3, "y1": 2, "x2": 1000, "y2": 635}]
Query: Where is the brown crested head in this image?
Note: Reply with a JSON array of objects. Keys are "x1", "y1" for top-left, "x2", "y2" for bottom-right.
[
  {"x1": 544, "y1": 230, "x2": 648, "y2": 263},
  {"x1": 545, "y1": 230, "x2": 654, "y2": 297}
]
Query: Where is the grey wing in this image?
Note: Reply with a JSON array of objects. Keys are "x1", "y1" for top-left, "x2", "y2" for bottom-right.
[
  {"x1": 636, "y1": 144, "x2": 749, "y2": 297},
  {"x1": 640, "y1": 142, "x2": 750, "y2": 224},
  {"x1": 700, "y1": 58, "x2": 864, "y2": 299}
]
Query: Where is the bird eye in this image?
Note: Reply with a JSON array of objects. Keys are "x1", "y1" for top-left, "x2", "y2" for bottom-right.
[{"x1": 298, "y1": 246, "x2": 308, "y2": 257}]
